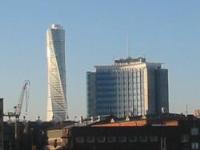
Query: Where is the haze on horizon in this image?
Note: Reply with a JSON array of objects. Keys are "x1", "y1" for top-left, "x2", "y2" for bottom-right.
[{"x1": 0, "y1": 0, "x2": 200, "y2": 120}]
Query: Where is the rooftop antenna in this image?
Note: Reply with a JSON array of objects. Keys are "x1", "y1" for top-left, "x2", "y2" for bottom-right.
[
  {"x1": 112, "y1": 56, "x2": 115, "y2": 63},
  {"x1": 126, "y1": 34, "x2": 131, "y2": 58},
  {"x1": 141, "y1": 49, "x2": 146, "y2": 58},
  {"x1": 186, "y1": 105, "x2": 188, "y2": 115}
]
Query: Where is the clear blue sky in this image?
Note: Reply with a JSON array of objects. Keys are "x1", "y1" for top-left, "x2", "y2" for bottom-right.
[{"x1": 0, "y1": 0, "x2": 200, "y2": 120}]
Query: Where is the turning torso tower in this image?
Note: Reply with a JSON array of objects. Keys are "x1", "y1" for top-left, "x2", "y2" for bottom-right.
[{"x1": 46, "y1": 24, "x2": 67, "y2": 121}]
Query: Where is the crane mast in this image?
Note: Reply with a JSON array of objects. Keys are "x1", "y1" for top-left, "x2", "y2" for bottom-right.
[
  {"x1": 4, "y1": 80, "x2": 30, "y2": 120},
  {"x1": 15, "y1": 80, "x2": 30, "y2": 119},
  {"x1": 2, "y1": 80, "x2": 30, "y2": 150}
]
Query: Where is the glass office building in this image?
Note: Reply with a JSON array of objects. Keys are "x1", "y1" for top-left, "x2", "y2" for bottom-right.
[
  {"x1": 87, "y1": 57, "x2": 168, "y2": 118},
  {"x1": 46, "y1": 24, "x2": 67, "y2": 121}
]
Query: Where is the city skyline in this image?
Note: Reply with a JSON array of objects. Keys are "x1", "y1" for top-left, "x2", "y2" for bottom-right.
[{"x1": 0, "y1": 1, "x2": 200, "y2": 120}]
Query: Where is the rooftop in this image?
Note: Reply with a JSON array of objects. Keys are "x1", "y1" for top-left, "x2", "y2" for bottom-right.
[
  {"x1": 114, "y1": 57, "x2": 146, "y2": 64},
  {"x1": 50, "y1": 24, "x2": 63, "y2": 30}
]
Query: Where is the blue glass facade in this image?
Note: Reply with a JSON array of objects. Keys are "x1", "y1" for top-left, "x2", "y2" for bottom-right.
[{"x1": 96, "y1": 71, "x2": 117, "y2": 116}]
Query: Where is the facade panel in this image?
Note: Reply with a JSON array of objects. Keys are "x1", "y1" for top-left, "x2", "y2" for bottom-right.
[{"x1": 87, "y1": 72, "x2": 96, "y2": 117}]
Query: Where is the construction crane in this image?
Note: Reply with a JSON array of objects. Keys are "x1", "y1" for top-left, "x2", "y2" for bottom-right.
[
  {"x1": 14, "y1": 80, "x2": 30, "y2": 119},
  {"x1": 2, "y1": 80, "x2": 31, "y2": 150},
  {"x1": 5, "y1": 80, "x2": 30, "y2": 120},
  {"x1": 3, "y1": 80, "x2": 30, "y2": 150}
]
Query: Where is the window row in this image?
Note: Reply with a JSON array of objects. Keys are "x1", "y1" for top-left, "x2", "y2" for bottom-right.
[{"x1": 75, "y1": 135, "x2": 159, "y2": 144}]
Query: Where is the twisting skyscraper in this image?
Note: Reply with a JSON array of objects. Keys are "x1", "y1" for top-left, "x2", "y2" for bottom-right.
[{"x1": 46, "y1": 24, "x2": 67, "y2": 121}]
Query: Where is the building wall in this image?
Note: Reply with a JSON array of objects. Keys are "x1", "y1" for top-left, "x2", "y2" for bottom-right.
[
  {"x1": 116, "y1": 67, "x2": 146, "y2": 117},
  {"x1": 95, "y1": 70, "x2": 117, "y2": 116},
  {"x1": 147, "y1": 68, "x2": 157, "y2": 115},
  {"x1": 87, "y1": 72, "x2": 96, "y2": 117},
  {"x1": 155, "y1": 69, "x2": 169, "y2": 114},
  {"x1": 68, "y1": 126, "x2": 181, "y2": 150},
  {"x1": 46, "y1": 24, "x2": 67, "y2": 121},
  {"x1": 67, "y1": 118, "x2": 200, "y2": 150}
]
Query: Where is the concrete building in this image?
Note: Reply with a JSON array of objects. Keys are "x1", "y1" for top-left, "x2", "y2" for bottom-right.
[
  {"x1": 66, "y1": 115, "x2": 199, "y2": 150},
  {"x1": 46, "y1": 24, "x2": 67, "y2": 121},
  {"x1": 87, "y1": 57, "x2": 168, "y2": 117}
]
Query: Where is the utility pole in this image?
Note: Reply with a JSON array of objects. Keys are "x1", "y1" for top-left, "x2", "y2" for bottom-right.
[
  {"x1": 0, "y1": 98, "x2": 3, "y2": 150},
  {"x1": 15, "y1": 119, "x2": 19, "y2": 150}
]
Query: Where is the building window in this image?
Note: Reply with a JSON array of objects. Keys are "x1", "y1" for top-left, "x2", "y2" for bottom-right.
[
  {"x1": 75, "y1": 137, "x2": 85, "y2": 143},
  {"x1": 86, "y1": 136, "x2": 95, "y2": 143},
  {"x1": 181, "y1": 134, "x2": 189, "y2": 143},
  {"x1": 128, "y1": 136, "x2": 137, "y2": 143},
  {"x1": 118, "y1": 136, "x2": 127, "y2": 143},
  {"x1": 139, "y1": 136, "x2": 148, "y2": 142},
  {"x1": 191, "y1": 142, "x2": 199, "y2": 149},
  {"x1": 107, "y1": 136, "x2": 116, "y2": 143},
  {"x1": 149, "y1": 136, "x2": 159, "y2": 142},
  {"x1": 191, "y1": 127, "x2": 199, "y2": 136},
  {"x1": 97, "y1": 136, "x2": 106, "y2": 143}
]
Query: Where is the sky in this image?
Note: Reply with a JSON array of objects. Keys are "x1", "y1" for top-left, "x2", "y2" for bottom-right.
[{"x1": 0, "y1": 0, "x2": 200, "y2": 120}]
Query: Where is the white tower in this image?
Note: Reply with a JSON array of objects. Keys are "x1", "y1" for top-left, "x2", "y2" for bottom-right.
[{"x1": 46, "y1": 24, "x2": 67, "y2": 121}]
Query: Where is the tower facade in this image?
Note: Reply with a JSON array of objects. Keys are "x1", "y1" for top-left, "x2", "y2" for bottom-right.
[
  {"x1": 87, "y1": 57, "x2": 168, "y2": 118},
  {"x1": 46, "y1": 24, "x2": 67, "y2": 121}
]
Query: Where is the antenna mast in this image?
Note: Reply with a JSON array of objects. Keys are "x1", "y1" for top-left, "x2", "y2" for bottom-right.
[
  {"x1": 186, "y1": 105, "x2": 188, "y2": 115},
  {"x1": 126, "y1": 34, "x2": 131, "y2": 58}
]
